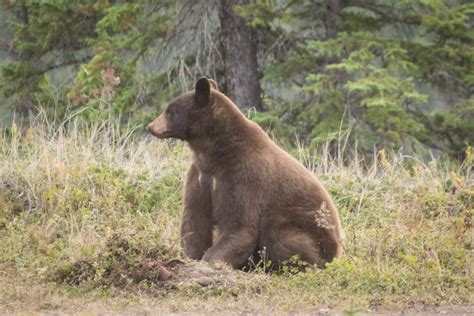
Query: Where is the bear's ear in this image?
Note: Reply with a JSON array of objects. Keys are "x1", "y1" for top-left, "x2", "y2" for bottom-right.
[
  {"x1": 208, "y1": 78, "x2": 218, "y2": 90},
  {"x1": 195, "y1": 77, "x2": 211, "y2": 107}
]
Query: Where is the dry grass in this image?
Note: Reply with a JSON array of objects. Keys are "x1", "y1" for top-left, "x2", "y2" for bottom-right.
[{"x1": 0, "y1": 116, "x2": 472, "y2": 314}]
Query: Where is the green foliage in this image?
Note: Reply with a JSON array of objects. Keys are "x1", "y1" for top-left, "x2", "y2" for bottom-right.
[
  {"x1": 240, "y1": 0, "x2": 474, "y2": 157},
  {"x1": 0, "y1": 1, "x2": 178, "y2": 121},
  {"x1": 0, "y1": 1, "x2": 103, "y2": 112},
  {"x1": 249, "y1": 110, "x2": 296, "y2": 139},
  {"x1": 300, "y1": 32, "x2": 431, "y2": 152},
  {"x1": 67, "y1": 1, "x2": 177, "y2": 119},
  {"x1": 432, "y1": 99, "x2": 474, "y2": 159}
]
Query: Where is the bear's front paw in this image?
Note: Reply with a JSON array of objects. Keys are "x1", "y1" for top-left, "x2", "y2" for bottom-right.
[
  {"x1": 201, "y1": 250, "x2": 214, "y2": 263},
  {"x1": 202, "y1": 249, "x2": 223, "y2": 264}
]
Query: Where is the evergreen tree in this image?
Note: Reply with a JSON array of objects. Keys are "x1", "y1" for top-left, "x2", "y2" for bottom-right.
[
  {"x1": 238, "y1": 0, "x2": 474, "y2": 158},
  {"x1": 0, "y1": 1, "x2": 179, "y2": 121}
]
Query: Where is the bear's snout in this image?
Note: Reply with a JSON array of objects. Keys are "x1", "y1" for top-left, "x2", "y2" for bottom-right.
[{"x1": 147, "y1": 114, "x2": 172, "y2": 139}]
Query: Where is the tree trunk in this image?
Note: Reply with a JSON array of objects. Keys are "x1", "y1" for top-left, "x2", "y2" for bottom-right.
[
  {"x1": 326, "y1": 0, "x2": 342, "y2": 39},
  {"x1": 219, "y1": 0, "x2": 262, "y2": 112}
]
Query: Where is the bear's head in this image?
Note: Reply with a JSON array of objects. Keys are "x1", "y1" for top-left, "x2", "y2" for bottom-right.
[{"x1": 147, "y1": 77, "x2": 219, "y2": 140}]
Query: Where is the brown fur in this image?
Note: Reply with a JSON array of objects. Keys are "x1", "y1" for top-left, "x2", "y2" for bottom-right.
[{"x1": 148, "y1": 77, "x2": 342, "y2": 269}]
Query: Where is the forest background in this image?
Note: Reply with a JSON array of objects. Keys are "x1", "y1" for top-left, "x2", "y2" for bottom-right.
[{"x1": 0, "y1": 0, "x2": 473, "y2": 159}]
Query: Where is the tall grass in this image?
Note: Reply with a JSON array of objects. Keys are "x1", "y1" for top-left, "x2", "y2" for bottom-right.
[{"x1": 0, "y1": 114, "x2": 472, "y2": 313}]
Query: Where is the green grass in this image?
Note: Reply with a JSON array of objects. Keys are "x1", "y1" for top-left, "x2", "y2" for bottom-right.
[{"x1": 0, "y1": 117, "x2": 472, "y2": 314}]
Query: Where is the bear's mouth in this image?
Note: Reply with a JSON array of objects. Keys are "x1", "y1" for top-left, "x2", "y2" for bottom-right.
[
  {"x1": 147, "y1": 114, "x2": 173, "y2": 139},
  {"x1": 147, "y1": 126, "x2": 173, "y2": 139},
  {"x1": 152, "y1": 130, "x2": 173, "y2": 138}
]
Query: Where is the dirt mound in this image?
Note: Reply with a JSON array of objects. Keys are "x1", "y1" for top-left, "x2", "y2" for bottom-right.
[
  {"x1": 170, "y1": 260, "x2": 242, "y2": 286},
  {"x1": 54, "y1": 234, "x2": 255, "y2": 288}
]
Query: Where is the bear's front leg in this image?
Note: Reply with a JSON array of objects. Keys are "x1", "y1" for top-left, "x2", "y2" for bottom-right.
[
  {"x1": 202, "y1": 227, "x2": 258, "y2": 269},
  {"x1": 181, "y1": 164, "x2": 213, "y2": 260}
]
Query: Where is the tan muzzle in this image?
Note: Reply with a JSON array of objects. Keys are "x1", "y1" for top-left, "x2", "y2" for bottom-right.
[{"x1": 147, "y1": 113, "x2": 172, "y2": 138}]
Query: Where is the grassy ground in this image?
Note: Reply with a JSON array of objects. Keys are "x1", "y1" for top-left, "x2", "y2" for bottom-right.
[{"x1": 0, "y1": 118, "x2": 472, "y2": 314}]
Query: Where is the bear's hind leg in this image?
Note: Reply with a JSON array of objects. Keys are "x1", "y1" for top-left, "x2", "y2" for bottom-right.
[{"x1": 261, "y1": 227, "x2": 326, "y2": 269}]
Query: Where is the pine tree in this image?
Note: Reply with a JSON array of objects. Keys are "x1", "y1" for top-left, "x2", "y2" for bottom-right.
[{"x1": 238, "y1": 0, "x2": 474, "y2": 158}]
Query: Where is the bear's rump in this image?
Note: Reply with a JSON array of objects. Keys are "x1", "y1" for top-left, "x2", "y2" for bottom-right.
[{"x1": 257, "y1": 205, "x2": 340, "y2": 267}]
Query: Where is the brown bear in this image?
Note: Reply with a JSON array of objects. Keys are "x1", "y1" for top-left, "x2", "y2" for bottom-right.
[{"x1": 148, "y1": 77, "x2": 342, "y2": 269}]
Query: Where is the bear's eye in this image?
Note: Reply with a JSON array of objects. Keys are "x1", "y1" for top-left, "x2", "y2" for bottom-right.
[{"x1": 166, "y1": 109, "x2": 174, "y2": 118}]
